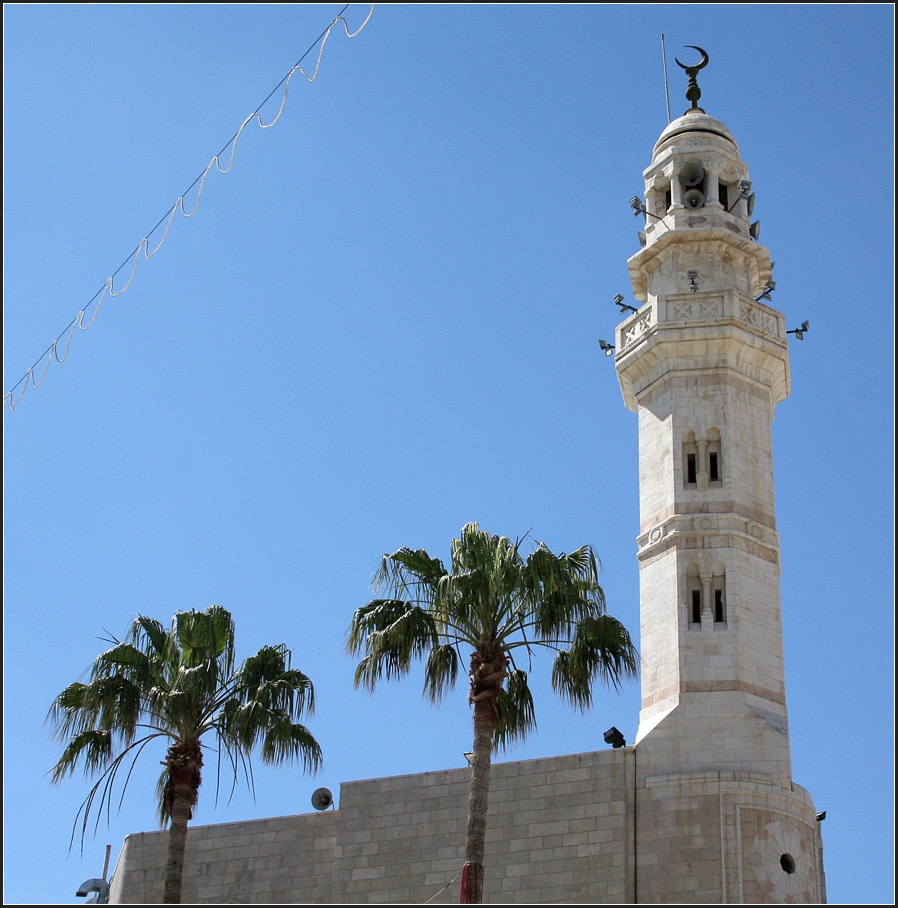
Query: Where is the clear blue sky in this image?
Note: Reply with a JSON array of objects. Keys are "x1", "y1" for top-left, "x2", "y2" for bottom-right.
[{"x1": 3, "y1": 4, "x2": 894, "y2": 904}]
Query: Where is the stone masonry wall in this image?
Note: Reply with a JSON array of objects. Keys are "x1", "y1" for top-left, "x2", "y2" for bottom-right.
[{"x1": 108, "y1": 748, "x2": 632, "y2": 904}]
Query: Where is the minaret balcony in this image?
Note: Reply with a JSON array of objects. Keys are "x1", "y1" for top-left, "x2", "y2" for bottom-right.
[
  {"x1": 627, "y1": 227, "x2": 774, "y2": 303},
  {"x1": 613, "y1": 290, "x2": 790, "y2": 412},
  {"x1": 642, "y1": 203, "x2": 752, "y2": 248}
]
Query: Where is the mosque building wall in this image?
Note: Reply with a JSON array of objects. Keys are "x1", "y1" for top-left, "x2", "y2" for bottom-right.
[
  {"x1": 109, "y1": 749, "x2": 635, "y2": 904},
  {"x1": 107, "y1": 747, "x2": 824, "y2": 903}
]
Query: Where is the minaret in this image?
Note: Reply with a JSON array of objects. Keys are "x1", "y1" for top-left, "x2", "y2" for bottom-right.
[{"x1": 614, "y1": 51, "x2": 825, "y2": 902}]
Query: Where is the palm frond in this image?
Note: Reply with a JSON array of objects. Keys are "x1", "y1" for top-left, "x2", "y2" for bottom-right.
[
  {"x1": 347, "y1": 599, "x2": 440, "y2": 690},
  {"x1": 234, "y1": 645, "x2": 315, "y2": 718},
  {"x1": 422, "y1": 643, "x2": 459, "y2": 704},
  {"x1": 49, "y1": 729, "x2": 114, "y2": 782},
  {"x1": 126, "y1": 615, "x2": 170, "y2": 658},
  {"x1": 174, "y1": 606, "x2": 235, "y2": 674},
  {"x1": 373, "y1": 547, "x2": 447, "y2": 601},
  {"x1": 48, "y1": 674, "x2": 146, "y2": 747},
  {"x1": 64, "y1": 733, "x2": 164, "y2": 852},
  {"x1": 493, "y1": 669, "x2": 536, "y2": 751},
  {"x1": 552, "y1": 614, "x2": 639, "y2": 708},
  {"x1": 259, "y1": 717, "x2": 323, "y2": 772}
]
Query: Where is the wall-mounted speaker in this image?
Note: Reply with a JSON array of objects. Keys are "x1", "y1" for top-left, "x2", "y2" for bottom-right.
[
  {"x1": 749, "y1": 221, "x2": 761, "y2": 240},
  {"x1": 311, "y1": 788, "x2": 334, "y2": 811},
  {"x1": 683, "y1": 188, "x2": 705, "y2": 209},
  {"x1": 678, "y1": 161, "x2": 705, "y2": 187}
]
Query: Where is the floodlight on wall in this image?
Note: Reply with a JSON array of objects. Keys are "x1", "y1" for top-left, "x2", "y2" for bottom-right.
[
  {"x1": 687, "y1": 269, "x2": 699, "y2": 292},
  {"x1": 599, "y1": 339, "x2": 616, "y2": 357},
  {"x1": 630, "y1": 196, "x2": 664, "y2": 221},
  {"x1": 786, "y1": 320, "x2": 810, "y2": 341},
  {"x1": 755, "y1": 279, "x2": 777, "y2": 302},
  {"x1": 727, "y1": 180, "x2": 754, "y2": 214},
  {"x1": 603, "y1": 726, "x2": 626, "y2": 748},
  {"x1": 464, "y1": 752, "x2": 474, "y2": 765},
  {"x1": 614, "y1": 293, "x2": 638, "y2": 315},
  {"x1": 816, "y1": 811, "x2": 827, "y2": 822}
]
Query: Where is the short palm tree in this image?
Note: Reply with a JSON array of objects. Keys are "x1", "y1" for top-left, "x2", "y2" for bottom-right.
[
  {"x1": 48, "y1": 605, "x2": 322, "y2": 904},
  {"x1": 346, "y1": 522, "x2": 638, "y2": 903}
]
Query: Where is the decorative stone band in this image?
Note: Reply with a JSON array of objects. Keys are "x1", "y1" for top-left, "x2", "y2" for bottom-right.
[
  {"x1": 616, "y1": 291, "x2": 785, "y2": 358},
  {"x1": 680, "y1": 679, "x2": 787, "y2": 707},
  {"x1": 636, "y1": 511, "x2": 780, "y2": 565},
  {"x1": 641, "y1": 678, "x2": 787, "y2": 712}
]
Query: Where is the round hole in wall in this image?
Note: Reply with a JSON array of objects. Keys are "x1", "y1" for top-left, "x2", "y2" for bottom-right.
[{"x1": 780, "y1": 853, "x2": 796, "y2": 874}]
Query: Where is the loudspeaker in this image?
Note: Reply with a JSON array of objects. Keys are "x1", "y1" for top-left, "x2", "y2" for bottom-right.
[
  {"x1": 749, "y1": 220, "x2": 761, "y2": 240},
  {"x1": 683, "y1": 188, "x2": 704, "y2": 209},
  {"x1": 678, "y1": 161, "x2": 705, "y2": 187},
  {"x1": 311, "y1": 788, "x2": 333, "y2": 810}
]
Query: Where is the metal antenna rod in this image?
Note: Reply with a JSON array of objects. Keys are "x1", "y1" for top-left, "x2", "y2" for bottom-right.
[{"x1": 661, "y1": 34, "x2": 671, "y2": 123}]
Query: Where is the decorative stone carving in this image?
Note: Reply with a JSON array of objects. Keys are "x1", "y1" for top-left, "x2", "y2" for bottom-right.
[
  {"x1": 622, "y1": 310, "x2": 654, "y2": 349},
  {"x1": 742, "y1": 812, "x2": 818, "y2": 902},
  {"x1": 740, "y1": 300, "x2": 780, "y2": 338}
]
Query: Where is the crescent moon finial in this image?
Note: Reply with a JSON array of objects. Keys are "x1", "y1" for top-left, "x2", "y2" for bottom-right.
[
  {"x1": 675, "y1": 46, "x2": 709, "y2": 72},
  {"x1": 674, "y1": 45, "x2": 709, "y2": 113}
]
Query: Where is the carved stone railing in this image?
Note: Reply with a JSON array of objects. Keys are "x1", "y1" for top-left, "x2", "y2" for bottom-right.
[{"x1": 616, "y1": 292, "x2": 785, "y2": 357}]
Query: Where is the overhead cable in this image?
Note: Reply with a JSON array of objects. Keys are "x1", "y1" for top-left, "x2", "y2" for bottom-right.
[{"x1": 4, "y1": 3, "x2": 374, "y2": 412}]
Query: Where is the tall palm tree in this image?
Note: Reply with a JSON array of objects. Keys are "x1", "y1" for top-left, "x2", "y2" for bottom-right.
[
  {"x1": 346, "y1": 522, "x2": 638, "y2": 904},
  {"x1": 48, "y1": 605, "x2": 322, "y2": 904}
]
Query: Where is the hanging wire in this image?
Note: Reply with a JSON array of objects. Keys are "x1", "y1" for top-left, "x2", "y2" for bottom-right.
[
  {"x1": 424, "y1": 868, "x2": 463, "y2": 902},
  {"x1": 4, "y1": 3, "x2": 374, "y2": 413}
]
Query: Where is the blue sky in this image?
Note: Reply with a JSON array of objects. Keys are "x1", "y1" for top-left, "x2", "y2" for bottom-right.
[{"x1": 3, "y1": 4, "x2": 894, "y2": 904}]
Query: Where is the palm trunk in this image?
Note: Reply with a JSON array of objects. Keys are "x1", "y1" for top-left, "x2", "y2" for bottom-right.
[
  {"x1": 162, "y1": 789, "x2": 192, "y2": 903},
  {"x1": 461, "y1": 695, "x2": 493, "y2": 903},
  {"x1": 161, "y1": 740, "x2": 202, "y2": 904},
  {"x1": 462, "y1": 648, "x2": 507, "y2": 904}
]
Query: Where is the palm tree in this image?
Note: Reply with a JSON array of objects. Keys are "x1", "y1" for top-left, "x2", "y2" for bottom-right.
[
  {"x1": 346, "y1": 522, "x2": 638, "y2": 904},
  {"x1": 48, "y1": 605, "x2": 322, "y2": 904}
]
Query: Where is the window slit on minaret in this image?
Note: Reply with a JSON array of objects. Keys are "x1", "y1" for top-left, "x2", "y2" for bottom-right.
[
  {"x1": 712, "y1": 573, "x2": 727, "y2": 625},
  {"x1": 683, "y1": 432, "x2": 698, "y2": 488},
  {"x1": 691, "y1": 590, "x2": 702, "y2": 624}
]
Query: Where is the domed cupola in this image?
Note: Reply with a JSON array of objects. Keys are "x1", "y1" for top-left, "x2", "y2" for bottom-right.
[{"x1": 627, "y1": 48, "x2": 769, "y2": 306}]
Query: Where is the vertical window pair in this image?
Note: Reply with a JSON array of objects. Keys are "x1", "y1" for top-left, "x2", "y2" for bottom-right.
[
  {"x1": 683, "y1": 428, "x2": 722, "y2": 489},
  {"x1": 690, "y1": 587, "x2": 726, "y2": 624},
  {"x1": 687, "y1": 565, "x2": 727, "y2": 626}
]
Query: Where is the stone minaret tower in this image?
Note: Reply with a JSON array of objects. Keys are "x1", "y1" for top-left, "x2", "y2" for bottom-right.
[{"x1": 613, "y1": 53, "x2": 826, "y2": 902}]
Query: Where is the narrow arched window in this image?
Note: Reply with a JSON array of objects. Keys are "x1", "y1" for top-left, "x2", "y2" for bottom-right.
[
  {"x1": 707, "y1": 428, "x2": 723, "y2": 486},
  {"x1": 683, "y1": 431, "x2": 698, "y2": 489},
  {"x1": 686, "y1": 565, "x2": 702, "y2": 627},
  {"x1": 712, "y1": 569, "x2": 727, "y2": 626}
]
